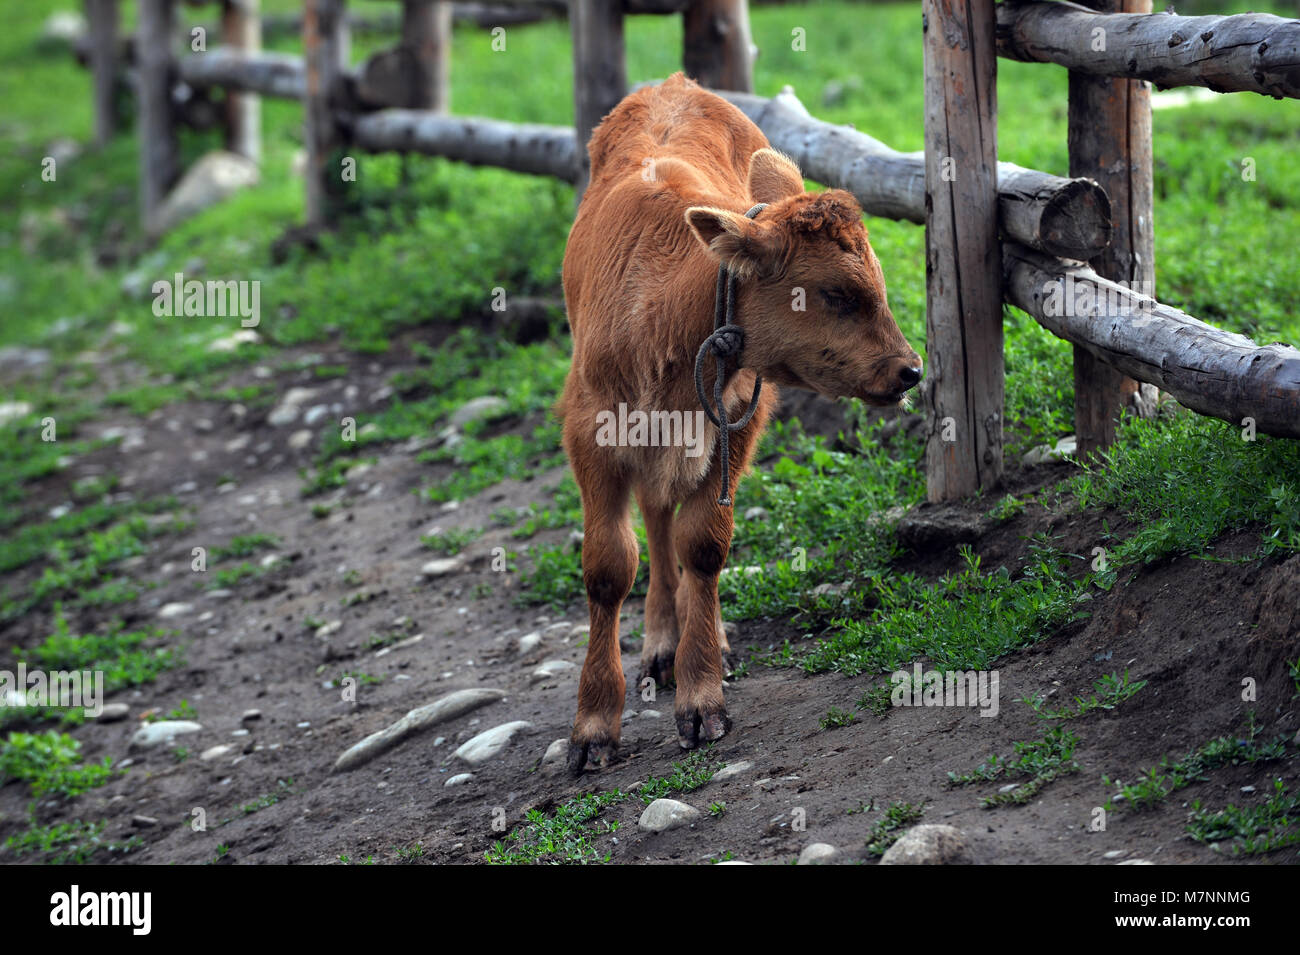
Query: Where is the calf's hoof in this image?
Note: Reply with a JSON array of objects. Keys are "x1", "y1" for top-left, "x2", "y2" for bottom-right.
[
  {"x1": 566, "y1": 737, "x2": 617, "y2": 776},
  {"x1": 636, "y1": 652, "x2": 675, "y2": 690},
  {"x1": 675, "y1": 706, "x2": 731, "y2": 749}
]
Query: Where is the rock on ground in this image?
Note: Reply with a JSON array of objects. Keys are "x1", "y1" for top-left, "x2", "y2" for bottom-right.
[
  {"x1": 879, "y1": 825, "x2": 974, "y2": 865},
  {"x1": 453, "y1": 721, "x2": 533, "y2": 766},
  {"x1": 798, "y1": 843, "x2": 839, "y2": 865},
  {"x1": 150, "y1": 151, "x2": 259, "y2": 237},
  {"x1": 638, "y1": 798, "x2": 701, "y2": 833},
  {"x1": 129, "y1": 720, "x2": 203, "y2": 750},
  {"x1": 332, "y1": 688, "x2": 505, "y2": 772}
]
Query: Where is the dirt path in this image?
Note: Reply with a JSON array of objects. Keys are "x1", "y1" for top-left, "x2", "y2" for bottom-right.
[{"x1": 2, "y1": 345, "x2": 1297, "y2": 865}]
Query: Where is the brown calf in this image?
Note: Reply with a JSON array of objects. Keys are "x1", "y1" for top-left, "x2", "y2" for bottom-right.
[{"x1": 559, "y1": 73, "x2": 922, "y2": 773}]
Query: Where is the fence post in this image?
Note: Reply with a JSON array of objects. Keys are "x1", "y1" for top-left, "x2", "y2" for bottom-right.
[
  {"x1": 1068, "y1": 0, "x2": 1158, "y2": 457},
  {"x1": 683, "y1": 0, "x2": 753, "y2": 92},
  {"x1": 570, "y1": 0, "x2": 625, "y2": 196},
  {"x1": 922, "y1": 0, "x2": 1004, "y2": 502},
  {"x1": 222, "y1": 0, "x2": 262, "y2": 162},
  {"x1": 303, "y1": 0, "x2": 349, "y2": 227},
  {"x1": 86, "y1": 0, "x2": 119, "y2": 147},
  {"x1": 402, "y1": 0, "x2": 451, "y2": 111},
  {"x1": 138, "y1": 0, "x2": 178, "y2": 232}
]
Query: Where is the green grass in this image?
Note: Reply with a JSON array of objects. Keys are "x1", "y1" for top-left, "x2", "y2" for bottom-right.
[
  {"x1": 1021, "y1": 671, "x2": 1148, "y2": 721},
  {"x1": 0, "y1": 731, "x2": 118, "y2": 799},
  {"x1": 3, "y1": 608, "x2": 180, "y2": 729},
  {"x1": 1073, "y1": 413, "x2": 1300, "y2": 579},
  {"x1": 1104, "y1": 727, "x2": 1294, "y2": 812},
  {"x1": 949, "y1": 726, "x2": 1082, "y2": 808},
  {"x1": 800, "y1": 539, "x2": 1089, "y2": 676},
  {"x1": 2, "y1": 816, "x2": 143, "y2": 864},
  {"x1": 864, "y1": 801, "x2": 926, "y2": 857},
  {"x1": 1187, "y1": 778, "x2": 1300, "y2": 857},
  {"x1": 485, "y1": 748, "x2": 721, "y2": 864}
]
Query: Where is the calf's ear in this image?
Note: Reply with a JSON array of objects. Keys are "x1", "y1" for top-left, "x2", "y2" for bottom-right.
[
  {"x1": 748, "y1": 148, "x2": 805, "y2": 203},
  {"x1": 685, "y1": 206, "x2": 783, "y2": 278}
]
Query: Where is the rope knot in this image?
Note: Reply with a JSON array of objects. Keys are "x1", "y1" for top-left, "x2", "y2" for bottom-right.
[
  {"x1": 691, "y1": 203, "x2": 767, "y2": 507},
  {"x1": 706, "y1": 324, "x2": 745, "y2": 360}
]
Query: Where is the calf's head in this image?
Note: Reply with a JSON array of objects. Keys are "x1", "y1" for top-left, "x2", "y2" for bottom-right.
[{"x1": 685, "y1": 149, "x2": 922, "y2": 406}]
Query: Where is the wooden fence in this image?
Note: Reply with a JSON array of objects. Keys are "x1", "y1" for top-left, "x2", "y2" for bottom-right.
[{"x1": 77, "y1": 0, "x2": 1300, "y2": 504}]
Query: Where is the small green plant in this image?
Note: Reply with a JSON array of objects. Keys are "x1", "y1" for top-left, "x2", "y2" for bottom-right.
[
  {"x1": 165, "y1": 699, "x2": 198, "y2": 721},
  {"x1": 211, "y1": 534, "x2": 278, "y2": 560},
  {"x1": 420, "y1": 527, "x2": 481, "y2": 556},
  {"x1": 820, "y1": 706, "x2": 857, "y2": 729},
  {"x1": 1105, "y1": 728, "x2": 1292, "y2": 812},
  {"x1": 486, "y1": 750, "x2": 722, "y2": 864},
  {"x1": 1021, "y1": 671, "x2": 1147, "y2": 720},
  {"x1": 1187, "y1": 778, "x2": 1300, "y2": 856},
  {"x1": 949, "y1": 726, "x2": 1080, "y2": 807},
  {"x1": 857, "y1": 683, "x2": 896, "y2": 718},
  {"x1": 709, "y1": 801, "x2": 727, "y2": 817},
  {"x1": 988, "y1": 493, "x2": 1025, "y2": 522},
  {"x1": 864, "y1": 801, "x2": 925, "y2": 857},
  {"x1": 0, "y1": 731, "x2": 118, "y2": 798},
  {"x1": 395, "y1": 842, "x2": 426, "y2": 863},
  {"x1": 239, "y1": 778, "x2": 296, "y2": 815}
]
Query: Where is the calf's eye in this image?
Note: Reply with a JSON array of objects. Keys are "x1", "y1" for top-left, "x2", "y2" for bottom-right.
[{"x1": 820, "y1": 288, "x2": 859, "y2": 317}]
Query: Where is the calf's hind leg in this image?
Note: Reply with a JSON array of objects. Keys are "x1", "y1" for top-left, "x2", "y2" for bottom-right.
[{"x1": 567, "y1": 470, "x2": 638, "y2": 774}]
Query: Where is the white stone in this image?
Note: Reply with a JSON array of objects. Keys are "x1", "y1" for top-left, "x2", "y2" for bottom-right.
[
  {"x1": 453, "y1": 721, "x2": 533, "y2": 766},
  {"x1": 130, "y1": 720, "x2": 203, "y2": 750},
  {"x1": 530, "y1": 659, "x2": 577, "y2": 682},
  {"x1": 157, "y1": 602, "x2": 192, "y2": 619},
  {"x1": 541, "y1": 738, "x2": 568, "y2": 768},
  {"x1": 638, "y1": 798, "x2": 701, "y2": 833},
  {"x1": 712, "y1": 760, "x2": 753, "y2": 782},
  {"x1": 517, "y1": 631, "x2": 542, "y2": 654},
  {"x1": 449, "y1": 395, "x2": 508, "y2": 427},
  {"x1": 150, "y1": 151, "x2": 259, "y2": 237},
  {"x1": 0, "y1": 401, "x2": 33, "y2": 427},
  {"x1": 96, "y1": 702, "x2": 130, "y2": 723},
  {"x1": 797, "y1": 843, "x2": 839, "y2": 865},
  {"x1": 332, "y1": 688, "x2": 506, "y2": 772},
  {"x1": 422, "y1": 557, "x2": 463, "y2": 578},
  {"x1": 444, "y1": 773, "x2": 474, "y2": 787},
  {"x1": 200, "y1": 744, "x2": 234, "y2": 761}
]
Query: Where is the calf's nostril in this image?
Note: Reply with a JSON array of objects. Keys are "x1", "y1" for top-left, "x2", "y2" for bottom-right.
[{"x1": 898, "y1": 365, "x2": 922, "y2": 389}]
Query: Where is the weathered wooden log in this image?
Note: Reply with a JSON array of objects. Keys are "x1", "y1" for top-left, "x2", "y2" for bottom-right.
[
  {"x1": 997, "y1": 0, "x2": 1300, "y2": 100},
  {"x1": 352, "y1": 110, "x2": 579, "y2": 181},
  {"x1": 303, "y1": 0, "x2": 350, "y2": 228},
  {"x1": 86, "y1": 0, "x2": 119, "y2": 146},
  {"x1": 923, "y1": 0, "x2": 1004, "y2": 502},
  {"x1": 403, "y1": 0, "x2": 451, "y2": 110},
  {"x1": 570, "y1": 0, "x2": 625, "y2": 194},
  {"x1": 683, "y1": 0, "x2": 754, "y2": 92},
  {"x1": 356, "y1": 0, "x2": 687, "y2": 10},
  {"x1": 222, "y1": 0, "x2": 261, "y2": 162},
  {"x1": 720, "y1": 87, "x2": 1111, "y2": 260},
  {"x1": 178, "y1": 49, "x2": 309, "y2": 99},
  {"x1": 1068, "y1": 0, "x2": 1159, "y2": 457},
  {"x1": 138, "y1": 0, "x2": 178, "y2": 233},
  {"x1": 1004, "y1": 243, "x2": 1300, "y2": 438}
]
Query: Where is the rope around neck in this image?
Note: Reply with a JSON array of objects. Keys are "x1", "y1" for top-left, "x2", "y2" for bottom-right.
[{"x1": 693, "y1": 203, "x2": 767, "y2": 507}]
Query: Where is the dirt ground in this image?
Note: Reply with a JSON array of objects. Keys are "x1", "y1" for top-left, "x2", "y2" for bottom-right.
[{"x1": 2, "y1": 335, "x2": 1298, "y2": 865}]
